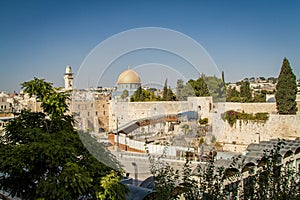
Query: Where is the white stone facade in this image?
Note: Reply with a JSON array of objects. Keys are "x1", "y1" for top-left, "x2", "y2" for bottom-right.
[{"x1": 108, "y1": 97, "x2": 213, "y2": 131}]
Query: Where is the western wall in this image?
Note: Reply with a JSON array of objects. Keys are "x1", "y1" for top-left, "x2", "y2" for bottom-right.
[
  {"x1": 211, "y1": 102, "x2": 300, "y2": 152},
  {"x1": 108, "y1": 97, "x2": 213, "y2": 131},
  {"x1": 109, "y1": 98, "x2": 299, "y2": 153}
]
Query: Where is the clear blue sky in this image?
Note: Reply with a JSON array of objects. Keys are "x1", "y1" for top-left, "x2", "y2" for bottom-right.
[{"x1": 0, "y1": 0, "x2": 299, "y2": 92}]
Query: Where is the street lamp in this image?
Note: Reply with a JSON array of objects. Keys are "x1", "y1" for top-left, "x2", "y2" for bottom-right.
[{"x1": 132, "y1": 162, "x2": 138, "y2": 186}]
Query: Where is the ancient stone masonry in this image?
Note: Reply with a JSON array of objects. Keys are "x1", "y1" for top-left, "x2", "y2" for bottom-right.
[{"x1": 212, "y1": 113, "x2": 300, "y2": 152}]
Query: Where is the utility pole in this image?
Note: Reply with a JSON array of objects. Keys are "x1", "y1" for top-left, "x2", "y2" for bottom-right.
[{"x1": 116, "y1": 117, "x2": 119, "y2": 151}]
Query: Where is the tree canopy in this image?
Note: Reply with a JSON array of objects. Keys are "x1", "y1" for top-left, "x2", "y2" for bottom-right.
[
  {"x1": 130, "y1": 86, "x2": 160, "y2": 102},
  {"x1": 0, "y1": 78, "x2": 124, "y2": 199},
  {"x1": 188, "y1": 76, "x2": 210, "y2": 97},
  {"x1": 275, "y1": 58, "x2": 298, "y2": 114},
  {"x1": 162, "y1": 79, "x2": 176, "y2": 101},
  {"x1": 203, "y1": 75, "x2": 226, "y2": 102},
  {"x1": 239, "y1": 81, "x2": 252, "y2": 102},
  {"x1": 176, "y1": 79, "x2": 194, "y2": 101},
  {"x1": 226, "y1": 86, "x2": 241, "y2": 102}
]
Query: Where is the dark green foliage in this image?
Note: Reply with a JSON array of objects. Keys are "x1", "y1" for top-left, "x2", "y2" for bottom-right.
[
  {"x1": 267, "y1": 77, "x2": 278, "y2": 84},
  {"x1": 204, "y1": 75, "x2": 226, "y2": 102},
  {"x1": 22, "y1": 77, "x2": 70, "y2": 118},
  {"x1": 249, "y1": 140, "x2": 300, "y2": 199},
  {"x1": 78, "y1": 131, "x2": 122, "y2": 171},
  {"x1": 146, "y1": 146, "x2": 180, "y2": 200},
  {"x1": 0, "y1": 78, "x2": 122, "y2": 199},
  {"x1": 131, "y1": 80, "x2": 175, "y2": 102},
  {"x1": 0, "y1": 112, "x2": 110, "y2": 199},
  {"x1": 222, "y1": 71, "x2": 225, "y2": 83},
  {"x1": 275, "y1": 58, "x2": 298, "y2": 114},
  {"x1": 240, "y1": 81, "x2": 252, "y2": 102},
  {"x1": 253, "y1": 92, "x2": 266, "y2": 102},
  {"x1": 149, "y1": 140, "x2": 300, "y2": 199},
  {"x1": 131, "y1": 86, "x2": 144, "y2": 101},
  {"x1": 130, "y1": 86, "x2": 159, "y2": 102},
  {"x1": 199, "y1": 118, "x2": 208, "y2": 125},
  {"x1": 166, "y1": 86, "x2": 176, "y2": 101},
  {"x1": 176, "y1": 79, "x2": 195, "y2": 101},
  {"x1": 181, "y1": 160, "x2": 199, "y2": 200},
  {"x1": 97, "y1": 170, "x2": 129, "y2": 200},
  {"x1": 223, "y1": 110, "x2": 269, "y2": 127},
  {"x1": 226, "y1": 81, "x2": 255, "y2": 103},
  {"x1": 162, "y1": 79, "x2": 168, "y2": 101},
  {"x1": 162, "y1": 79, "x2": 176, "y2": 101},
  {"x1": 188, "y1": 76, "x2": 210, "y2": 97},
  {"x1": 226, "y1": 86, "x2": 240, "y2": 102}
]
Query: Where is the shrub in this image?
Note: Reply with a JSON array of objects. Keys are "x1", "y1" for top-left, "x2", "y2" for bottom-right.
[
  {"x1": 224, "y1": 110, "x2": 269, "y2": 127},
  {"x1": 199, "y1": 118, "x2": 208, "y2": 125}
]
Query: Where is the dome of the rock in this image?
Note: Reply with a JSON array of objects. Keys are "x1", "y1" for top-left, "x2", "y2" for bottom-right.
[{"x1": 117, "y1": 69, "x2": 141, "y2": 84}]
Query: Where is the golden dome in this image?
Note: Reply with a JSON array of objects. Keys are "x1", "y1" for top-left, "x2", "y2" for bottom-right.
[{"x1": 117, "y1": 68, "x2": 141, "y2": 84}]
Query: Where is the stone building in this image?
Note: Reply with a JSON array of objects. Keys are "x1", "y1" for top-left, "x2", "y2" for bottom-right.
[
  {"x1": 71, "y1": 90, "x2": 95, "y2": 131},
  {"x1": 71, "y1": 89, "x2": 112, "y2": 132},
  {"x1": 0, "y1": 97, "x2": 12, "y2": 112},
  {"x1": 94, "y1": 93, "x2": 111, "y2": 132}
]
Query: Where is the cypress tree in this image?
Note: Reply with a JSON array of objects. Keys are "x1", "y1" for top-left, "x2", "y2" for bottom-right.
[
  {"x1": 240, "y1": 81, "x2": 252, "y2": 102},
  {"x1": 275, "y1": 58, "x2": 298, "y2": 114},
  {"x1": 162, "y1": 79, "x2": 168, "y2": 101}
]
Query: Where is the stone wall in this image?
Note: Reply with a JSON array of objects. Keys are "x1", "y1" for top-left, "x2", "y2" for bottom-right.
[
  {"x1": 94, "y1": 94, "x2": 111, "y2": 131},
  {"x1": 72, "y1": 99, "x2": 96, "y2": 131},
  {"x1": 213, "y1": 102, "x2": 277, "y2": 115},
  {"x1": 109, "y1": 97, "x2": 213, "y2": 131},
  {"x1": 212, "y1": 113, "x2": 300, "y2": 153}
]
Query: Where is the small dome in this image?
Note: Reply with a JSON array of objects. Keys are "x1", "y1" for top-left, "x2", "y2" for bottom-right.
[
  {"x1": 117, "y1": 68, "x2": 141, "y2": 84},
  {"x1": 65, "y1": 66, "x2": 72, "y2": 74}
]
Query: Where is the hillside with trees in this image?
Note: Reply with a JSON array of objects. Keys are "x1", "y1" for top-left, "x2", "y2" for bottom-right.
[{"x1": 0, "y1": 78, "x2": 126, "y2": 200}]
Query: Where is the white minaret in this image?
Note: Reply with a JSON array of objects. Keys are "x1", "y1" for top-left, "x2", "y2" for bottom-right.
[{"x1": 64, "y1": 66, "x2": 74, "y2": 90}]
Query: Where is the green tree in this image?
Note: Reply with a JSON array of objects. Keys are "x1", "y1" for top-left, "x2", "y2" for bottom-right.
[
  {"x1": 226, "y1": 86, "x2": 240, "y2": 102},
  {"x1": 121, "y1": 89, "x2": 129, "y2": 100},
  {"x1": 166, "y1": 87, "x2": 176, "y2": 101},
  {"x1": 130, "y1": 87, "x2": 159, "y2": 102},
  {"x1": 160, "y1": 79, "x2": 176, "y2": 101},
  {"x1": 97, "y1": 171, "x2": 129, "y2": 200},
  {"x1": 253, "y1": 92, "x2": 266, "y2": 102},
  {"x1": 22, "y1": 77, "x2": 70, "y2": 119},
  {"x1": 176, "y1": 79, "x2": 195, "y2": 101},
  {"x1": 176, "y1": 79, "x2": 185, "y2": 100},
  {"x1": 240, "y1": 81, "x2": 252, "y2": 102},
  {"x1": 188, "y1": 76, "x2": 210, "y2": 97},
  {"x1": 222, "y1": 71, "x2": 225, "y2": 83},
  {"x1": 162, "y1": 79, "x2": 168, "y2": 101},
  {"x1": 130, "y1": 86, "x2": 144, "y2": 101},
  {"x1": 0, "y1": 78, "x2": 123, "y2": 199},
  {"x1": 275, "y1": 58, "x2": 298, "y2": 114},
  {"x1": 204, "y1": 75, "x2": 226, "y2": 102},
  {"x1": 148, "y1": 140, "x2": 299, "y2": 199}
]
